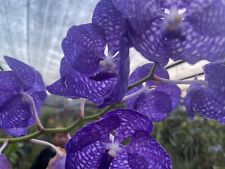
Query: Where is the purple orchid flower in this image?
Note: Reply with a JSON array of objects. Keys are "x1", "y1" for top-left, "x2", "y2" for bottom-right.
[
  {"x1": 93, "y1": 0, "x2": 225, "y2": 65},
  {"x1": 0, "y1": 56, "x2": 47, "y2": 136},
  {"x1": 184, "y1": 59, "x2": 225, "y2": 123},
  {"x1": 47, "y1": 23, "x2": 130, "y2": 107},
  {"x1": 125, "y1": 63, "x2": 181, "y2": 122},
  {"x1": 0, "y1": 154, "x2": 11, "y2": 169},
  {"x1": 65, "y1": 109, "x2": 172, "y2": 169}
]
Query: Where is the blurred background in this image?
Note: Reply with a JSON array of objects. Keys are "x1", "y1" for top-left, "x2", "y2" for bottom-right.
[
  {"x1": 1, "y1": 101, "x2": 225, "y2": 169},
  {"x1": 0, "y1": 0, "x2": 224, "y2": 169}
]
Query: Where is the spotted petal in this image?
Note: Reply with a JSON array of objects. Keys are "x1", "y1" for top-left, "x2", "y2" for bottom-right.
[
  {"x1": 112, "y1": 0, "x2": 161, "y2": 20},
  {"x1": 0, "y1": 71, "x2": 21, "y2": 92},
  {"x1": 109, "y1": 150, "x2": 130, "y2": 168},
  {"x1": 0, "y1": 91, "x2": 15, "y2": 108},
  {"x1": 65, "y1": 109, "x2": 152, "y2": 169},
  {"x1": 47, "y1": 57, "x2": 116, "y2": 105},
  {"x1": 65, "y1": 114, "x2": 121, "y2": 169},
  {"x1": 4, "y1": 56, "x2": 45, "y2": 91},
  {"x1": 168, "y1": 23, "x2": 225, "y2": 64},
  {"x1": 127, "y1": 63, "x2": 171, "y2": 115},
  {"x1": 186, "y1": 0, "x2": 225, "y2": 36},
  {"x1": 0, "y1": 95, "x2": 31, "y2": 129},
  {"x1": 130, "y1": 20, "x2": 169, "y2": 65},
  {"x1": 62, "y1": 24, "x2": 106, "y2": 76},
  {"x1": 103, "y1": 109, "x2": 153, "y2": 141},
  {"x1": 110, "y1": 131, "x2": 172, "y2": 169},
  {"x1": 185, "y1": 60, "x2": 225, "y2": 122},
  {"x1": 0, "y1": 72, "x2": 21, "y2": 111},
  {"x1": 46, "y1": 79, "x2": 78, "y2": 100},
  {"x1": 128, "y1": 91, "x2": 172, "y2": 122},
  {"x1": 203, "y1": 59, "x2": 225, "y2": 92},
  {"x1": 126, "y1": 131, "x2": 172, "y2": 169},
  {"x1": 155, "y1": 83, "x2": 181, "y2": 109},
  {"x1": 93, "y1": 0, "x2": 127, "y2": 53},
  {"x1": 186, "y1": 86, "x2": 225, "y2": 122}
]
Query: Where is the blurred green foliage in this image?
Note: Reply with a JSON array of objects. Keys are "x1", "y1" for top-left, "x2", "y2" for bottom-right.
[
  {"x1": 1, "y1": 104, "x2": 225, "y2": 169},
  {"x1": 153, "y1": 106, "x2": 225, "y2": 169}
]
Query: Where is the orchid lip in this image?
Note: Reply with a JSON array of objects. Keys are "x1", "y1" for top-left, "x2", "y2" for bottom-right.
[{"x1": 99, "y1": 45, "x2": 119, "y2": 74}]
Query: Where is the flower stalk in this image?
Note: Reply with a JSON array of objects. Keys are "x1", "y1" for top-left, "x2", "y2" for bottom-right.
[
  {"x1": 128, "y1": 63, "x2": 158, "y2": 90},
  {"x1": 0, "y1": 140, "x2": 8, "y2": 154},
  {"x1": 155, "y1": 76, "x2": 208, "y2": 86},
  {"x1": 22, "y1": 93, "x2": 45, "y2": 130},
  {"x1": 79, "y1": 98, "x2": 86, "y2": 118},
  {"x1": 31, "y1": 139, "x2": 63, "y2": 156},
  {"x1": 122, "y1": 87, "x2": 149, "y2": 101}
]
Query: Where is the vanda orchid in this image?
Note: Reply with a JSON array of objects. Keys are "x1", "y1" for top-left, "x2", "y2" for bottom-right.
[{"x1": 0, "y1": 0, "x2": 225, "y2": 169}]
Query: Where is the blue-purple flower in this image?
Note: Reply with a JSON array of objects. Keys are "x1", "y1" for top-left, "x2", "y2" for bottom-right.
[
  {"x1": 0, "y1": 56, "x2": 47, "y2": 136},
  {"x1": 65, "y1": 109, "x2": 172, "y2": 169},
  {"x1": 93, "y1": 0, "x2": 225, "y2": 65},
  {"x1": 0, "y1": 154, "x2": 11, "y2": 169},
  {"x1": 185, "y1": 59, "x2": 225, "y2": 123},
  {"x1": 47, "y1": 23, "x2": 130, "y2": 107},
  {"x1": 125, "y1": 63, "x2": 181, "y2": 122}
]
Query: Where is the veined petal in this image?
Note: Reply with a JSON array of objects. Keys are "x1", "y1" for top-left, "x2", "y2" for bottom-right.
[
  {"x1": 190, "y1": 88, "x2": 225, "y2": 121},
  {"x1": 0, "y1": 91, "x2": 15, "y2": 108},
  {"x1": 66, "y1": 141, "x2": 107, "y2": 169},
  {"x1": 4, "y1": 56, "x2": 45, "y2": 91},
  {"x1": 129, "y1": 91, "x2": 172, "y2": 122},
  {"x1": 131, "y1": 20, "x2": 169, "y2": 65},
  {"x1": 154, "y1": 83, "x2": 181, "y2": 109},
  {"x1": 65, "y1": 114, "x2": 120, "y2": 169},
  {"x1": 0, "y1": 95, "x2": 31, "y2": 129},
  {"x1": 93, "y1": 0, "x2": 127, "y2": 53},
  {"x1": 0, "y1": 71, "x2": 21, "y2": 92},
  {"x1": 47, "y1": 57, "x2": 116, "y2": 104},
  {"x1": 46, "y1": 79, "x2": 78, "y2": 100},
  {"x1": 62, "y1": 24, "x2": 106, "y2": 55},
  {"x1": 168, "y1": 23, "x2": 225, "y2": 64},
  {"x1": 62, "y1": 24, "x2": 106, "y2": 76},
  {"x1": 203, "y1": 59, "x2": 225, "y2": 92},
  {"x1": 186, "y1": 0, "x2": 225, "y2": 36},
  {"x1": 110, "y1": 151, "x2": 130, "y2": 169},
  {"x1": 185, "y1": 60, "x2": 225, "y2": 121},
  {"x1": 65, "y1": 109, "x2": 153, "y2": 169},
  {"x1": 126, "y1": 63, "x2": 171, "y2": 115},
  {"x1": 103, "y1": 109, "x2": 153, "y2": 141},
  {"x1": 125, "y1": 131, "x2": 172, "y2": 169},
  {"x1": 112, "y1": 0, "x2": 161, "y2": 20}
]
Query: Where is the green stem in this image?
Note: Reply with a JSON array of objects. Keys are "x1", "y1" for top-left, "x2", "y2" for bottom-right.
[
  {"x1": 0, "y1": 63, "x2": 157, "y2": 143},
  {"x1": 128, "y1": 63, "x2": 158, "y2": 90},
  {"x1": 0, "y1": 104, "x2": 115, "y2": 143}
]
